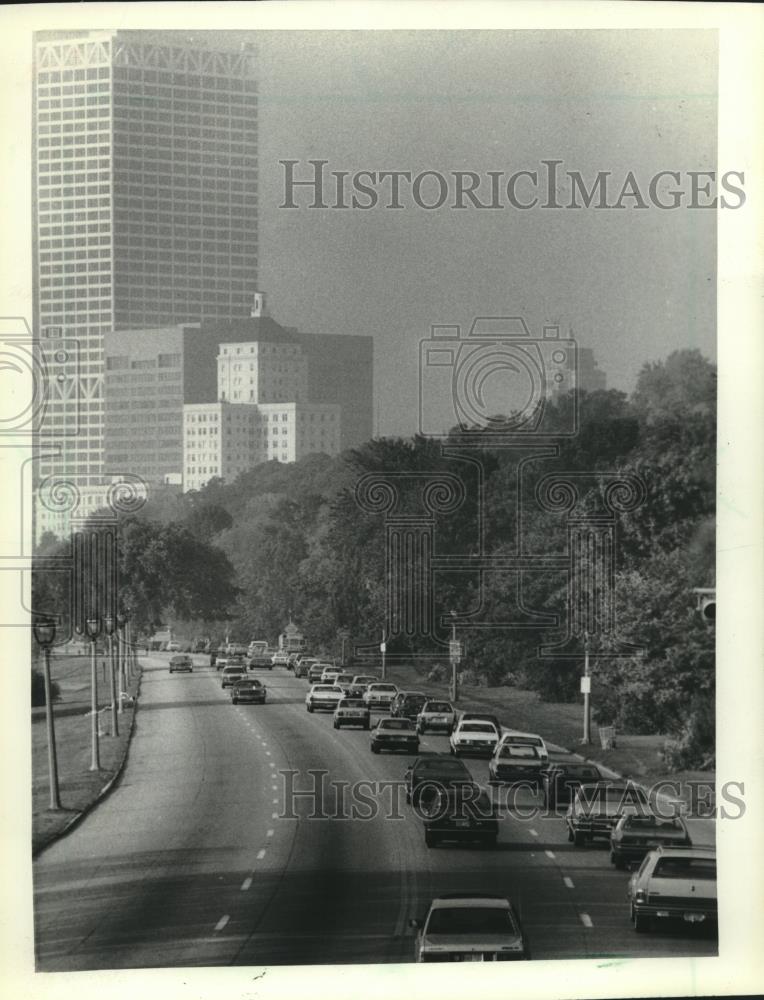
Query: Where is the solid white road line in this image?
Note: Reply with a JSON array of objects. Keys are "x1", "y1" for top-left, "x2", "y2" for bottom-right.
[
  {"x1": 257, "y1": 849, "x2": 266, "y2": 860},
  {"x1": 564, "y1": 877, "x2": 575, "y2": 889},
  {"x1": 215, "y1": 915, "x2": 230, "y2": 931},
  {"x1": 580, "y1": 913, "x2": 593, "y2": 928},
  {"x1": 241, "y1": 877, "x2": 252, "y2": 891}
]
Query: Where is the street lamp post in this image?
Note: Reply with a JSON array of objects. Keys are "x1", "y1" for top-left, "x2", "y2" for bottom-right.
[
  {"x1": 380, "y1": 630, "x2": 386, "y2": 681},
  {"x1": 85, "y1": 617, "x2": 101, "y2": 770},
  {"x1": 581, "y1": 631, "x2": 591, "y2": 745},
  {"x1": 104, "y1": 615, "x2": 118, "y2": 737},
  {"x1": 449, "y1": 610, "x2": 461, "y2": 705},
  {"x1": 116, "y1": 612, "x2": 126, "y2": 714},
  {"x1": 33, "y1": 618, "x2": 62, "y2": 811}
]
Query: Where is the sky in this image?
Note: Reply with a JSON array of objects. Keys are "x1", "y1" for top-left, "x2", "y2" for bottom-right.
[{"x1": 1, "y1": 26, "x2": 718, "y2": 438}]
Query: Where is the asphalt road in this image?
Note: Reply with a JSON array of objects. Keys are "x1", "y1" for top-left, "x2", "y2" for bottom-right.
[{"x1": 33, "y1": 655, "x2": 717, "y2": 970}]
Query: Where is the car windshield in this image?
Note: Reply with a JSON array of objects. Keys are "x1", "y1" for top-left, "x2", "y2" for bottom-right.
[
  {"x1": 499, "y1": 745, "x2": 538, "y2": 759},
  {"x1": 506, "y1": 736, "x2": 542, "y2": 747},
  {"x1": 236, "y1": 681, "x2": 260, "y2": 689},
  {"x1": 427, "y1": 906, "x2": 516, "y2": 936},
  {"x1": 380, "y1": 719, "x2": 414, "y2": 730},
  {"x1": 313, "y1": 685, "x2": 335, "y2": 692},
  {"x1": 425, "y1": 702, "x2": 451, "y2": 713},
  {"x1": 460, "y1": 723, "x2": 496, "y2": 734},
  {"x1": 653, "y1": 857, "x2": 716, "y2": 880}
]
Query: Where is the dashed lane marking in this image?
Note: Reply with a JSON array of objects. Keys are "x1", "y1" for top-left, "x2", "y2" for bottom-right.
[
  {"x1": 564, "y1": 877, "x2": 575, "y2": 889},
  {"x1": 271, "y1": 812, "x2": 278, "y2": 819},
  {"x1": 267, "y1": 828, "x2": 274, "y2": 837},
  {"x1": 241, "y1": 877, "x2": 252, "y2": 891},
  {"x1": 257, "y1": 849, "x2": 266, "y2": 860},
  {"x1": 580, "y1": 913, "x2": 593, "y2": 928},
  {"x1": 215, "y1": 915, "x2": 230, "y2": 931},
  {"x1": 529, "y1": 829, "x2": 539, "y2": 837},
  {"x1": 545, "y1": 850, "x2": 556, "y2": 859}
]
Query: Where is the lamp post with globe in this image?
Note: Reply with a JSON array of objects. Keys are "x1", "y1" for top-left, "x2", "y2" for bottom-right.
[
  {"x1": 85, "y1": 616, "x2": 101, "y2": 771},
  {"x1": 33, "y1": 617, "x2": 61, "y2": 810}
]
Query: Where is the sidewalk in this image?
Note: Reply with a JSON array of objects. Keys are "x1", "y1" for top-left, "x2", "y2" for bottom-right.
[{"x1": 32, "y1": 653, "x2": 142, "y2": 855}]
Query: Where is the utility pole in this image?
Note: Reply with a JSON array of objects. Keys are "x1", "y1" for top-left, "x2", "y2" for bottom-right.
[
  {"x1": 104, "y1": 615, "x2": 118, "y2": 737},
  {"x1": 380, "y1": 630, "x2": 386, "y2": 681},
  {"x1": 86, "y1": 617, "x2": 101, "y2": 770},
  {"x1": 581, "y1": 631, "x2": 591, "y2": 745},
  {"x1": 449, "y1": 610, "x2": 461, "y2": 704},
  {"x1": 33, "y1": 619, "x2": 61, "y2": 810}
]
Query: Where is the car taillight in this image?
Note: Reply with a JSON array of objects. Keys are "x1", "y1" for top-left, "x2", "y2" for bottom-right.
[{"x1": 634, "y1": 889, "x2": 646, "y2": 904}]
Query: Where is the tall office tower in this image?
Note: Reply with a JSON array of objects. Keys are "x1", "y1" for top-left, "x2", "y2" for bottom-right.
[
  {"x1": 33, "y1": 30, "x2": 258, "y2": 533},
  {"x1": 577, "y1": 348, "x2": 607, "y2": 392}
]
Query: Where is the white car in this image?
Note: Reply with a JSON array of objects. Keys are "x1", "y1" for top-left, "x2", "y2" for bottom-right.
[
  {"x1": 450, "y1": 720, "x2": 500, "y2": 758},
  {"x1": 363, "y1": 682, "x2": 398, "y2": 710},
  {"x1": 416, "y1": 699, "x2": 456, "y2": 734},
  {"x1": 496, "y1": 730, "x2": 549, "y2": 762},
  {"x1": 221, "y1": 664, "x2": 247, "y2": 689},
  {"x1": 320, "y1": 665, "x2": 343, "y2": 683},
  {"x1": 305, "y1": 684, "x2": 345, "y2": 713},
  {"x1": 410, "y1": 895, "x2": 530, "y2": 962},
  {"x1": 271, "y1": 651, "x2": 290, "y2": 667}
]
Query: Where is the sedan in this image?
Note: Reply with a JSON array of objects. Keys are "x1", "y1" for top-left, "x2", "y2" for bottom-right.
[
  {"x1": 333, "y1": 697, "x2": 371, "y2": 730},
  {"x1": 419, "y1": 784, "x2": 499, "y2": 848},
  {"x1": 231, "y1": 679, "x2": 266, "y2": 704},
  {"x1": 404, "y1": 753, "x2": 473, "y2": 806},
  {"x1": 450, "y1": 721, "x2": 500, "y2": 758},
  {"x1": 566, "y1": 781, "x2": 650, "y2": 846},
  {"x1": 370, "y1": 717, "x2": 420, "y2": 754},
  {"x1": 610, "y1": 814, "x2": 691, "y2": 869},
  {"x1": 363, "y1": 682, "x2": 399, "y2": 710},
  {"x1": 411, "y1": 895, "x2": 529, "y2": 962},
  {"x1": 627, "y1": 846, "x2": 717, "y2": 933},
  {"x1": 416, "y1": 700, "x2": 455, "y2": 734},
  {"x1": 541, "y1": 762, "x2": 603, "y2": 809},
  {"x1": 308, "y1": 662, "x2": 332, "y2": 684},
  {"x1": 496, "y1": 730, "x2": 549, "y2": 762},
  {"x1": 271, "y1": 652, "x2": 290, "y2": 667},
  {"x1": 221, "y1": 665, "x2": 248, "y2": 688},
  {"x1": 488, "y1": 743, "x2": 545, "y2": 789},
  {"x1": 391, "y1": 692, "x2": 428, "y2": 721},
  {"x1": 305, "y1": 684, "x2": 345, "y2": 713},
  {"x1": 169, "y1": 654, "x2": 193, "y2": 673}
]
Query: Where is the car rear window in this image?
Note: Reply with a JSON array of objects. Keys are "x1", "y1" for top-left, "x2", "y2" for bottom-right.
[
  {"x1": 427, "y1": 907, "x2": 516, "y2": 935},
  {"x1": 499, "y1": 744, "x2": 539, "y2": 759},
  {"x1": 625, "y1": 816, "x2": 682, "y2": 830},
  {"x1": 653, "y1": 857, "x2": 716, "y2": 880},
  {"x1": 425, "y1": 702, "x2": 451, "y2": 712},
  {"x1": 461, "y1": 723, "x2": 496, "y2": 733},
  {"x1": 417, "y1": 758, "x2": 469, "y2": 773},
  {"x1": 380, "y1": 719, "x2": 414, "y2": 730}
]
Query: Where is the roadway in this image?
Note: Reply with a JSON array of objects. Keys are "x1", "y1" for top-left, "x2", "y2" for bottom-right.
[{"x1": 33, "y1": 655, "x2": 717, "y2": 970}]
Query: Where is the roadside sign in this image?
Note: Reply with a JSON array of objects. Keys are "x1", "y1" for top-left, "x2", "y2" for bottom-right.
[
  {"x1": 580, "y1": 676, "x2": 591, "y2": 694},
  {"x1": 449, "y1": 640, "x2": 463, "y2": 660}
]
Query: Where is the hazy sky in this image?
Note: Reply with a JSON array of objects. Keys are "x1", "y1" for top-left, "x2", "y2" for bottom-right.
[
  {"x1": 4, "y1": 27, "x2": 718, "y2": 437},
  {"x1": 255, "y1": 29, "x2": 718, "y2": 435}
]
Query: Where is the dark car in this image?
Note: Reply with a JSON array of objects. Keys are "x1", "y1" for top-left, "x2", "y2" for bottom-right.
[
  {"x1": 404, "y1": 753, "x2": 474, "y2": 806},
  {"x1": 370, "y1": 717, "x2": 420, "y2": 754},
  {"x1": 488, "y1": 743, "x2": 545, "y2": 789},
  {"x1": 566, "y1": 781, "x2": 650, "y2": 846},
  {"x1": 420, "y1": 784, "x2": 499, "y2": 848},
  {"x1": 610, "y1": 814, "x2": 691, "y2": 869},
  {"x1": 451, "y1": 711, "x2": 502, "y2": 735},
  {"x1": 541, "y1": 762, "x2": 603, "y2": 809},
  {"x1": 391, "y1": 692, "x2": 428, "y2": 720},
  {"x1": 169, "y1": 654, "x2": 193, "y2": 673},
  {"x1": 231, "y1": 679, "x2": 266, "y2": 704}
]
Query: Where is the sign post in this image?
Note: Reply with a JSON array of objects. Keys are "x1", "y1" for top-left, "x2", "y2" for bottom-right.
[
  {"x1": 581, "y1": 632, "x2": 591, "y2": 745},
  {"x1": 380, "y1": 636, "x2": 386, "y2": 681},
  {"x1": 449, "y1": 611, "x2": 462, "y2": 704}
]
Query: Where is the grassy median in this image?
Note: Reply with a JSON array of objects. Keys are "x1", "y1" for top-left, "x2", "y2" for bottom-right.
[{"x1": 32, "y1": 650, "x2": 141, "y2": 855}]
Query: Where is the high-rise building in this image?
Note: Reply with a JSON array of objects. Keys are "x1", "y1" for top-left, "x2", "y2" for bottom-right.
[
  {"x1": 577, "y1": 348, "x2": 607, "y2": 392},
  {"x1": 33, "y1": 29, "x2": 259, "y2": 535},
  {"x1": 217, "y1": 340, "x2": 308, "y2": 405},
  {"x1": 183, "y1": 399, "x2": 341, "y2": 492}
]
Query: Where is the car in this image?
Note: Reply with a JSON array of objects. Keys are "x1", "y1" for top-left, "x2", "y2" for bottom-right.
[
  {"x1": 403, "y1": 753, "x2": 474, "y2": 805},
  {"x1": 410, "y1": 895, "x2": 530, "y2": 962},
  {"x1": 247, "y1": 652, "x2": 273, "y2": 670},
  {"x1": 231, "y1": 679, "x2": 266, "y2": 704},
  {"x1": 308, "y1": 662, "x2": 333, "y2": 684},
  {"x1": 305, "y1": 684, "x2": 345, "y2": 713},
  {"x1": 370, "y1": 717, "x2": 420, "y2": 754},
  {"x1": 351, "y1": 674, "x2": 378, "y2": 688},
  {"x1": 627, "y1": 846, "x2": 717, "y2": 933},
  {"x1": 391, "y1": 691, "x2": 428, "y2": 720},
  {"x1": 287, "y1": 652, "x2": 300, "y2": 669},
  {"x1": 419, "y1": 784, "x2": 499, "y2": 848},
  {"x1": 227, "y1": 643, "x2": 249, "y2": 657},
  {"x1": 169, "y1": 654, "x2": 193, "y2": 673},
  {"x1": 566, "y1": 781, "x2": 650, "y2": 846},
  {"x1": 363, "y1": 682, "x2": 398, "y2": 710},
  {"x1": 294, "y1": 656, "x2": 317, "y2": 679},
  {"x1": 541, "y1": 762, "x2": 603, "y2": 809},
  {"x1": 166, "y1": 640, "x2": 181, "y2": 652},
  {"x1": 451, "y1": 711, "x2": 502, "y2": 735},
  {"x1": 488, "y1": 742, "x2": 545, "y2": 789},
  {"x1": 271, "y1": 652, "x2": 290, "y2": 667},
  {"x1": 334, "y1": 672, "x2": 356, "y2": 691},
  {"x1": 610, "y1": 814, "x2": 692, "y2": 869},
  {"x1": 192, "y1": 638, "x2": 207, "y2": 653},
  {"x1": 496, "y1": 730, "x2": 549, "y2": 762},
  {"x1": 333, "y1": 697, "x2": 371, "y2": 730},
  {"x1": 450, "y1": 720, "x2": 500, "y2": 758},
  {"x1": 320, "y1": 665, "x2": 343, "y2": 683},
  {"x1": 221, "y1": 653, "x2": 246, "y2": 673},
  {"x1": 416, "y1": 699, "x2": 455, "y2": 734},
  {"x1": 221, "y1": 664, "x2": 248, "y2": 688}
]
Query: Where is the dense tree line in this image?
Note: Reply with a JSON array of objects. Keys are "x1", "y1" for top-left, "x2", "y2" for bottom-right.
[{"x1": 32, "y1": 349, "x2": 716, "y2": 765}]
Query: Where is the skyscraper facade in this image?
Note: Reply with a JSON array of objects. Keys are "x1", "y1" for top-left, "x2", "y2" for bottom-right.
[{"x1": 33, "y1": 30, "x2": 258, "y2": 530}]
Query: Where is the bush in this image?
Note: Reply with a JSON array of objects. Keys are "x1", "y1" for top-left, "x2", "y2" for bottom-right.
[
  {"x1": 427, "y1": 663, "x2": 447, "y2": 683},
  {"x1": 662, "y1": 694, "x2": 715, "y2": 770},
  {"x1": 458, "y1": 667, "x2": 478, "y2": 686},
  {"x1": 31, "y1": 668, "x2": 60, "y2": 708}
]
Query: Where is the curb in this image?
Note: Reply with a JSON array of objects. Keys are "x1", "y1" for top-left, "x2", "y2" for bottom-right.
[{"x1": 32, "y1": 666, "x2": 143, "y2": 859}]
